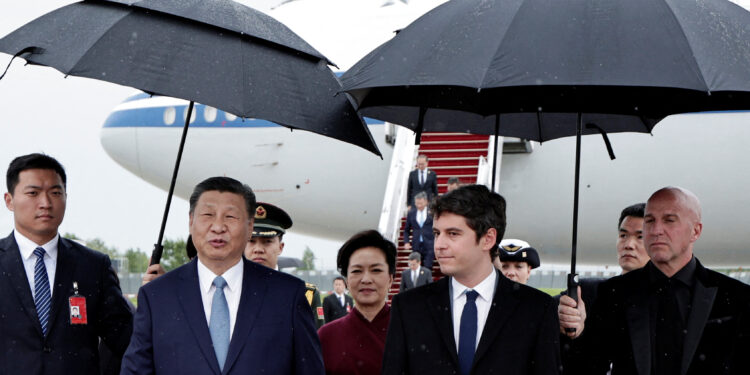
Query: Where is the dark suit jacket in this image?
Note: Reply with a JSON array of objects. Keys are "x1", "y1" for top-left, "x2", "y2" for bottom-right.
[
  {"x1": 0, "y1": 232, "x2": 133, "y2": 375},
  {"x1": 402, "y1": 208, "x2": 434, "y2": 249},
  {"x1": 322, "y1": 293, "x2": 353, "y2": 323},
  {"x1": 399, "y1": 266, "x2": 432, "y2": 293},
  {"x1": 581, "y1": 259, "x2": 750, "y2": 375},
  {"x1": 406, "y1": 169, "x2": 438, "y2": 206},
  {"x1": 382, "y1": 270, "x2": 561, "y2": 374},
  {"x1": 556, "y1": 277, "x2": 605, "y2": 375},
  {"x1": 121, "y1": 257, "x2": 324, "y2": 375}
]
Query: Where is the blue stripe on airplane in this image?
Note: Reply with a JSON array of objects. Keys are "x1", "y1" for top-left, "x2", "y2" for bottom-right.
[{"x1": 103, "y1": 103, "x2": 383, "y2": 128}]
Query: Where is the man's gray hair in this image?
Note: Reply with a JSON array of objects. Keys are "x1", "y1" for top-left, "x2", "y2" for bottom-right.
[
  {"x1": 408, "y1": 252, "x2": 422, "y2": 262},
  {"x1": 414, "y1": 192, "x2": 428, "y2": 201}
]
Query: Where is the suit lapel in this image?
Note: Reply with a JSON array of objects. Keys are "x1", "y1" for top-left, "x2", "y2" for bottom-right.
[
  {"x1": 177, "y1": 259, "x2": 222, "y2": 375},
  {"x1": 426, "y1": 278, "x2": 459, "y2": 366},
  {"x1": 46, "y1": 238, "x2": 77, "y2": 337},
  {"x1": 626, "y1": 280, "x2": 651, "y2": 375},
  {"x1": 0, "y1": 233, "x2": 42, "y2": 336},
  {"x1": 680, "y1": 267, "x2": 717, "y2": 375},
  {"x1": 473, "y1": 272, "x2": 518, "y2": 364},
  {"x1": 223, "y1": 260, "x2": 269, "y2": 374}
]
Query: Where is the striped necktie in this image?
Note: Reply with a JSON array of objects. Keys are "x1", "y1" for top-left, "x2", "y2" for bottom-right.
[{"x1": 33, "y1": 247, "x2": 51, "y2": 336}]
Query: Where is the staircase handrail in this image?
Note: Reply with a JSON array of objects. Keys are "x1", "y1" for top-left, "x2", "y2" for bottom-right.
[
  {"x1": 378, "y1": 125, "x2": 417, "y2": 243},
  {"x1": 476, "y1": 155, "x2": 490, "y2": 188}
]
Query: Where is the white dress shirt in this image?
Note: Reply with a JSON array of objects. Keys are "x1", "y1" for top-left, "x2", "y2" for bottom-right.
[
  {"x1": 450, "y1": 268, "x2": 497, "y2": 351},
  {"x1": 16, "y1": 231, "x2": 58, "y2": 299},
  {"x1": 197, "y1": 258, "x2": 243, "y2": 339}
]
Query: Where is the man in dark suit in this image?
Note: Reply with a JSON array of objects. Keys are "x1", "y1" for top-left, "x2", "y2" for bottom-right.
[
  {"x1": 557, "y1": 202, "x2": 647, "y2": 374},
  {"x1": 574, "y1": 187, "x2": 750, "y2": 374},
  {"x1": 406, "y1": 154, "x2": 438, "y2": 207},
  {"x1": 383, "y1": 185, "x2": 561, "y2": 375},
  {"x1": 403, "y1": 192, "x2": 435, "y2": 268},
  {"x1": 121, "y1": 177, "x2": 324, "y2": 375},
  {"x1": 0, "y1": 153, "x2": 133, "y2": 374},
  {"x1": 322, "y1": 276, "x2": 353, "y2": 323},
  {"x1": 399, "y1": 251, "x2": 432, "y2": 292}
]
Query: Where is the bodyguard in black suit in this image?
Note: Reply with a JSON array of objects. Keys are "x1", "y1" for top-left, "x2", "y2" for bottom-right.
[
  {"x1": 399, "y1": 251, "x2": 432, "y2": 292},
  {"x1": 322, "y1": 276, "x2": 353, "y2": 323},
  {"x1": 0, "y1": 153, "x2": 133, "y2": 374},
  {"x1": 406, "y1": 154, "x2": 438, "y2": 207},
  {"x1": 383, "y1": 185, "x2": 561, "y2": 375},
  {"x1": 403, "y1": 192, "x2": 435, "y2": 268},
  {"x1": 577, "y1": 187, "x2": 750, "y2": 374}
]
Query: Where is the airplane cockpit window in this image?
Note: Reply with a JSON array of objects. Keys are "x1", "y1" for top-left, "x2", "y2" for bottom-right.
[
  {"x1": 163, "y1": 107, "x2": 176, "y2": 126},
  {"x1": 204, "y1": 106, "x2": 217, "y2": 123},
  {"x1": 225, "y1": 112, "x2": 237, "y2": 122}
]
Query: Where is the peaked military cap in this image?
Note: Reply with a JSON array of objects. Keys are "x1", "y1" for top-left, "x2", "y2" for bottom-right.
[
  {"x1": 252, "y1": 202, "x2": 292, "y2": 237},
  {"x1": 498, "y1": 239, "x2": 541, "y2": 269}
]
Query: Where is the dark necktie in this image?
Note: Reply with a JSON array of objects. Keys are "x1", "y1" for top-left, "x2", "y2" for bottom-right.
[
  {"x1": 209, "y1": 276, "x2": 230, "y2": 371},
  {"x1": 458, "y1": 290, "x2": 479, "y2": 375},
  {"x1": 33, "y1": 247, "x2": 51, "y2": 336}
]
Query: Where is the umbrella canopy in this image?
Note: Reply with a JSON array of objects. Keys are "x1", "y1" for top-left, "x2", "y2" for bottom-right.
[
  {"x1": 0, "y1": 0, "x2": 381, "y2": 265},
  {"x1": 0, "y1": 0, "x2": 379, "y2": 155},
  {"x1": 340, "y1": 0, "x2": 750, "y2": 309},
  {"x1": 342, "y1": 0, "x2": 750, "y2": 140}
]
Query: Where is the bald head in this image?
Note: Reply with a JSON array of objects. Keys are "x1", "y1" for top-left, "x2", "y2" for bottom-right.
[
  {"x1": 648, "y1": 187, "x2": 701, "y2": 220},
  {"x1": 644, "y1": 186, "x2": 703, "y2": 277}
]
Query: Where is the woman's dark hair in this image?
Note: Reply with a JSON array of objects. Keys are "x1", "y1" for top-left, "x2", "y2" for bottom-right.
[{"x1": 336, "y1": 230, "x2": 397, "y2": 277}]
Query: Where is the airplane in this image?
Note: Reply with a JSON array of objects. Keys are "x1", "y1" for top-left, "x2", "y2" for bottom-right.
[{"x1": 101, "y1": 0, "x2": 750, "y2": 268}]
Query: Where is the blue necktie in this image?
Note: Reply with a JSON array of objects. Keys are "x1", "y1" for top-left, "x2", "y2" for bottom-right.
[
  {"x1": 209, "y1": 276, "x2": 230, "y2": 371},
  {"x1": 33, "y1": 247, "x2": 51, "y2": 336},
  {"x1": 458, "y1": 290, "x2": 479, "y2": 375}
]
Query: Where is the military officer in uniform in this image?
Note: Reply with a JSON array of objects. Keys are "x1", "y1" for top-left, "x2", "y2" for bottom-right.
[
  {"x1": 244, "y1": 202, "x2": 325, "y2": 328},
  {"x1": 492, "y1": 239, "x2": 541, "y2": 285}
]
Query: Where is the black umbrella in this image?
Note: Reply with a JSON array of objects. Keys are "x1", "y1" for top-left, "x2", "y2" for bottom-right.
[
  {"x1": 341, "y1": 0, "x2": 750, "y2": 310},
  {"x1": 0, "y1": 0, "x2": 380, "y2": 264}
]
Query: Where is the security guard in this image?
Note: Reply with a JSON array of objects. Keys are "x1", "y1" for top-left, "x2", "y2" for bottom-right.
[
  {"x1": 244, "y1": 202, "x2": 325, "y2": 328},
  {"x1": 492, "y1": 238, "x2": 541, "y2": 285}
]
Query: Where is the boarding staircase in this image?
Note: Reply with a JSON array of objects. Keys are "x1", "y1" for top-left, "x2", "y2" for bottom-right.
[{"x1": 379, "y1": 126, "x2": 495, "y2": 298}]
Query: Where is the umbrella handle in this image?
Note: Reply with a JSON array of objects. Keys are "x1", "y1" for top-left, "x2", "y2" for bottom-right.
[{"x1": 565, "y1": 273, "x2": 579, "y2": 333}]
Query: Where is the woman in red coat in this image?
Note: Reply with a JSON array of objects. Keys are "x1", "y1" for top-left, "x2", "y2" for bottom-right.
[{"x1": 318, "y1": 230, "x2": 397, "y2": 375}]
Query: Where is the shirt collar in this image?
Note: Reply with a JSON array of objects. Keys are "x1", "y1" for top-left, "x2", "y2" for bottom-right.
[
  {"x1": 451, "y1": 268, "x2": 497, "y2": 303},
  {"x1": 647, "y1": 256, "x2": 697, "y2": 288},
  {"x1": 197, "y1": 257, "x2": 244, "y2": 294},
  {"x1": 14, "y1": 230, "x2": 59, "y2": 261}
]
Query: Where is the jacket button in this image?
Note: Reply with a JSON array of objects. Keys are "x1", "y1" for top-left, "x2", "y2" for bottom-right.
[{"x1": 43, "y1": 346, "x2": 52, "y2": 353}]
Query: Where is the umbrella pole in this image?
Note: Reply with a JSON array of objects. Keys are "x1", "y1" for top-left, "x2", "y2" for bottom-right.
[
  {"x1": 491, "y1": 115, "x2": 499, "y2": 191},
  {"x1": 150, "y1": 100, "x2": 195, "y2": 265},
  {"x1": 565, "y1": 112, "x2": 582, "y2": 333}
]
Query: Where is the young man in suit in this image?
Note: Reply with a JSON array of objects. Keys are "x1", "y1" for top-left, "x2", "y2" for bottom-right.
[
  {"x1": 403, "y1": 192, "x2": 435, "y2": 268},
  {"x1": 576, "y1": 187, "x2": 750, "y2": 374},
  {"x1": 406, "y1": 154, "x2": 438, "y2": 207},
  {"x1": 399, "y1": 251, "x2": 432, "y2": 292},
  {"x1": 121, "y1": 177, "x2": 324, "y2": 375},
  {"x1": 322, "y1": 276, "x2": 353, "y2": 323},
  {"x1": 0, "y1": 153, "x2": 133, "y2": 374},
  {"x1": 383, "y1": 185, "x2": 561, "y2": 375}
]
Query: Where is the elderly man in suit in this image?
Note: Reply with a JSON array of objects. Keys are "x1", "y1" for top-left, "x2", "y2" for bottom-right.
[
  {"x1": 399, "y1": 252, "x2": 432, "y2": 292},
  {"x1": 0, "y1": 153, "x2": 133, "y2": 374},
  {"x1": 383, "y1": 185, "x2": 560, "y2": 375},
  {"x1": 406, "y1": 154, "x2": 438, "y2": 207},
  {"x1": 575, "y1": 187, "x2": 750, "y2": 374},
  {"x1": 121, "y1": 177, "x2": 324, "y2": 375},
  {"x1": 403, "y1": 192, "x2": 435, "y2": 269}
]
